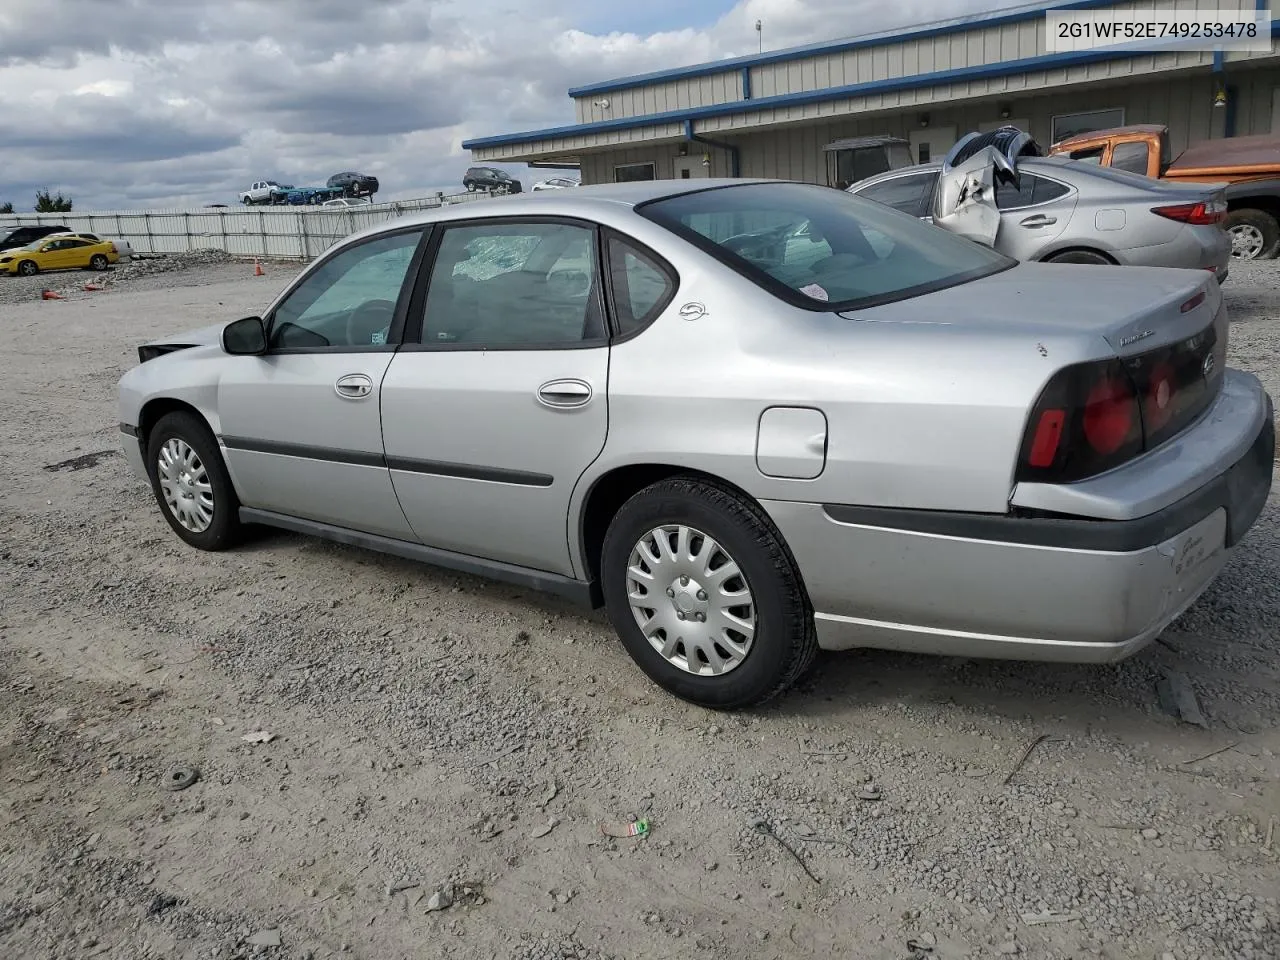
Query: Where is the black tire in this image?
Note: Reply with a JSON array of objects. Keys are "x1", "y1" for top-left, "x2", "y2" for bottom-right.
[
  {"x1": 464, "y1": 181, "x2": 476, "y2": 192},
  {"x1": 600, "y1": 476, "x2": 817, "y2": 709},
  {"x1": 89, "y1": 254, "x2": 109, "y2": 271},
  {"x1": 145, "y1": 411, "x2": 243, "y2": 551},
  {"x1": 17, "y1": 260, "x2": 38, "y2": 276},
  {"x1": 1225, "y1": 208, "x2": 1280, "y2": 261},
  {"x1": 1046, "y1": 249, "x2": 1112, "y2": 265}
]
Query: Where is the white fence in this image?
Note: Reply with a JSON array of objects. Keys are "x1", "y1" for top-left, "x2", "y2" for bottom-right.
[{"x1": 1, "y1": 191, "x2": 494, "y2": 260}]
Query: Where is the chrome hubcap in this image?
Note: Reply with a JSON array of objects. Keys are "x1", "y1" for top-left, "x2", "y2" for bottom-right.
[
  {"x1": 1229, "y1": 224, "x2": 1264, "y2": 259},
  {"x1": 626, "y1": 524, "x2": 756, "y2": 676},
  {"x1": 157, "y1": 438, "x2": 214, "y2": 533}
]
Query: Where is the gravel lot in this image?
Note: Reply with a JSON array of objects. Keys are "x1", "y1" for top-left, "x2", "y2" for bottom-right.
[{"x1": 2, "y1": 254, "x2": 1279, "y2": 960}]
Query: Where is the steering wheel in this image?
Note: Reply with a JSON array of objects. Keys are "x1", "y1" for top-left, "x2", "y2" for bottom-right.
[{"x1": 345, "y1": 299, "x2": 397, "y2": 346}]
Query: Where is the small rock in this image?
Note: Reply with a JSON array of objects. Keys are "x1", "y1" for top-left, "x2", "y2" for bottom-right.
[
  {"x1": 708, "y1": 725, "x2": 722, "y2": 735},
  {"x1": 80, "y1": 938, "x2": 98, "y2": 949},
  {"x1": 1142, "y1": 828, "x2": 1160, "y2": 840},
  {"x1": 997, "y1": 942, "x2": 1020, "y2": 955},
  {"x1": 425, "y1": 886, "x2": 453, "y2": 913},
  {"x1": 857, "y1": 785, "x2": 882, "y2": 801},
  {"x1": 246, "y1": 930, "x2": 281, "y2": 947},
  {"x1": 531, "y1": 818, "x2": 558, "y2": 839},
  {"x1": 705, "y1": 861, "x2": 718, "y2": 872}
]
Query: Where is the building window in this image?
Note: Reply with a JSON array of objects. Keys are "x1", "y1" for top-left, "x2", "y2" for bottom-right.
[
  {"x1": 1051, "y1": 108, "x2": 1124, "y2": 142},
  {"x1": 614, "y1": 162, "x2": 656, "y2": 183}
]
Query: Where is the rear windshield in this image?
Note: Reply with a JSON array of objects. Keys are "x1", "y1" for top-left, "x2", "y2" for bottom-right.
[{"x1": 638, "y1": 181, "x2": 1013, "y2": 310}]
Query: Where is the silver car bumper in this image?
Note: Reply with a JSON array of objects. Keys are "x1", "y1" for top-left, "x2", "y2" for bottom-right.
[
  {"x1": 764, "y1": 382, "x2": 1274, "y2": 663},
  {"x1": 120, "y1": 424, "x2": 148, "y2": 482}
]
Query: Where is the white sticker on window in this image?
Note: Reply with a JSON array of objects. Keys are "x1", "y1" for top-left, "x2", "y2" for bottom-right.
[{"x1": 800, "y1": 283, "x2": 829, "y2": 301}]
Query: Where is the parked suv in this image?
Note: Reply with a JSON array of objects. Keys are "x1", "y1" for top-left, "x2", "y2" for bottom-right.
[
  {"x1": 0, "y1": 224, "x2": 72, "y2": 253},
  {"x1": 463, "y1": 166, "x2": 522, "y2": 194}
]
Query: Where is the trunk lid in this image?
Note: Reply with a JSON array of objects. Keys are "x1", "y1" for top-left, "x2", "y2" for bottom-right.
[{"x1": 841, "y1": 261, "x2": 1220, "y2": 357}]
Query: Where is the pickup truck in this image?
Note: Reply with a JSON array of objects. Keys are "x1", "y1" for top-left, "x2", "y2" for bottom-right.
[
  {"x1": 1048, "y1": 124, "x2": 1280, "y2": 261},
  {"x1": 240, "y1": 180, "x2": 292, "y2": 205}
]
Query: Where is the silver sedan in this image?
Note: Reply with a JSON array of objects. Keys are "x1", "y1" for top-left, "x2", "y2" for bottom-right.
[
  {"x1": 117, "y1": 178, "x2": 1273, "y2": 708},
  {"x1": 848, "y1": 153, "x2": 1231, "y2": 282}
]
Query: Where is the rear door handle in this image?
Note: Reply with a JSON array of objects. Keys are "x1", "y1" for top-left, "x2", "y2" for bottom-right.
[
  {"x1": 1020, "y1": 214, "x2": 1057, "y2": 227},
  {"x1": 334, "y1": 373, "x2": 373, "y2": 400},
  {"x1": 536, "y1": 378, "x2": 593, "y2": 408}
]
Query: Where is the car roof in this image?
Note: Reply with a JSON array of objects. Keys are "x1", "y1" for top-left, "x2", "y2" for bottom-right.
[
  {"x1": 1053, "y1": 124, "x2": 1166, "y2": 149},
  {"x1": 337, "y1": 177, "x2": 781, "y2": 247}
]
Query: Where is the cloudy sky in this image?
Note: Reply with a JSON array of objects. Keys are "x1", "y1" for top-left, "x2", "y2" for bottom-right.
[{"x1": 0, "y1": 0, "x2": 993, "y2": 211}]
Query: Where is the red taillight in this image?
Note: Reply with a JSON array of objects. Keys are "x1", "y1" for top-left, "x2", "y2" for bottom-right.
[
  {"x1": 108, "y1": 243, "x2": 117, "y2": 253},
  {"x1": 1027, "y1": 410, "x2": 1065, "y2": 467},
  {"x1": 1144, "y1": 361, "x2": 1176, "y2": 433},
  {"x1": 1180, "y1": 291, "x2": 1205, "y2": 313},
  {"x1": 1016, "y1": 358, "x2": 1144, "y2": 482},
  {"x1": 1082, "y1": 374, "x2": 1137, "y2": 455},
  {"x1": 1151, "y1": 201, "x2": 1225, "y2": 226}
]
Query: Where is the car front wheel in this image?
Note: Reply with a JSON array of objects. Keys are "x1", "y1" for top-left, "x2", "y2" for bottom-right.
[
  {"x1": 146, "y1": 411, "x2": 243, "y2": 551},
  {"x1": 600, "y1": 477, "x2": 817, "y2": 709},
  {"x1": 17, "y1": 260, "x2": 38, "y2": 276}
]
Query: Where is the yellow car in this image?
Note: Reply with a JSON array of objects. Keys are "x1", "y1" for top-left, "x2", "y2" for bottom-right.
[{"x1": 0, "y1": 233, "x2": 121, "y2": 276}]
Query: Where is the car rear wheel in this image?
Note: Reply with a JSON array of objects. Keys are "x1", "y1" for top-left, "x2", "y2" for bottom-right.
[
  {"x1": 1046, "y1": 249, "x2": 1112, "y2": 265},
  {"x1": 146, "y1": 411, "x2": 243, "y2": 551},
  {"x1": 1225, "y1": 209, "x2": 1280, "y2": 261},
  {"x1": 16, "y1": 260, "x2": 38, "y2": 276},
  {"x1": 600, "y1": 477, "x2": 817, "y2": 709},
  {"x1": 89, "y1": 254, "x2": 109, "y2": 271}
]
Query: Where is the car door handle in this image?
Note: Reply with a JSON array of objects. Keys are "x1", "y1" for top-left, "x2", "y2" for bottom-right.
[
  {"x1": 536, "y1": 379, "x2": 593, "y2": 408},
  {"x1": 1020, "y1": 214, "x2": 1057, "y2": 227},
  {"x1": 334, "y1": 373, "x2": 373, "y2": 400}
]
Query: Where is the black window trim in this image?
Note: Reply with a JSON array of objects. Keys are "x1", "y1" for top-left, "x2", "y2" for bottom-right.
[
  {"x1": 261, "y1": 223, "x2": 433, "y2": 356},
  {"x1": 599, "y1": 226, "x2": 680, "y2": 345},
  {"x1": 399, "y1": 214, "x2": 611, "y2": 354},
  {"x1": 634, "y1": 181, "x2": 1017, "y2": 314}
]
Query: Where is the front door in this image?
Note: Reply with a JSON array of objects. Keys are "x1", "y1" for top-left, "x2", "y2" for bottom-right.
[
  {"x1": 673, "y1": 156, "x2": 711, "y2": 180},
  {"x1": 909, "y1": 124, "x2": 957, "y2": 165},
  {"x1": 217, "y1": 227, "x2": 427, "y2": 540},
  {"x1": 380, "y1": 218, "x2": 610, "y2": 576}
]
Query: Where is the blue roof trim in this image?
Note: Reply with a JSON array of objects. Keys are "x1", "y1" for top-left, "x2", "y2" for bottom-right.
[
  {"x1": 463, "y1": 30, "x2": 1277, "y2": 151},
  {"x1": 565, "y1": 0, "x2": 1123, "y2": 97}
]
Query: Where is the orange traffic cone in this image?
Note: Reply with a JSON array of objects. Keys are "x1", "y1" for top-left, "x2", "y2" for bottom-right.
[
  {"x1": 84, "y1": 282, "x2": 104, "y2": 292},
  {"x1": 254, "y1": 258, "x2": 265, "y2": 277},
  {"x1": 41, "y1": 289, "x2": 63, "y2": 300}
]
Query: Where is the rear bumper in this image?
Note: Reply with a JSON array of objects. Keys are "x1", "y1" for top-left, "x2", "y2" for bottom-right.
[{"x1": 764, "y1": 384, "x2": 1274, "y2": 662}]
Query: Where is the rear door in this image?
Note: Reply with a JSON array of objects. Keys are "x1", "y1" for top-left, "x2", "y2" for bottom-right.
[
  {"x1": 379, "y1": 216, "x2": 613, "y2": 576},
  {"x1": 992, "y1": 171, "x2": 1076, "y2": 260}
]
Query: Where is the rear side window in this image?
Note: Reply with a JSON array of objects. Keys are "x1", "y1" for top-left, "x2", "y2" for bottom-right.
[
  {"x1": 606, "y1": 234, "x2": 676, "y2": 337},
  {"x1": 639, "y1": 181, "x2": 1013, "y2": 311},
  {"x1": 855, "y1": 173, "x2": 936, "y2": 218},
  {"x1": 995, "y1": 174, "x2": 1070, "y2": 210},
  {"x1": 1111, "y1": 141, "x2": 1150, "y2": 175}
]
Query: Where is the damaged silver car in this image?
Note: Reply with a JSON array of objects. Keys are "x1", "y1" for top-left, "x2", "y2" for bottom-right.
[{"x1": 849, "y1": 126, "x2": 1231, "y2": 282}]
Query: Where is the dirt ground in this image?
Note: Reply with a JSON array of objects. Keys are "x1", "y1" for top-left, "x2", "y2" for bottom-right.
[{"x1": 2, "y1": 256, "x2": 1279, "y2": 960}]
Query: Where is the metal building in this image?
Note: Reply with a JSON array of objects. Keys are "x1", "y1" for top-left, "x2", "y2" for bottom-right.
[{"x1": 464, "y1": 0, "x2": 1280, "y2": 185}]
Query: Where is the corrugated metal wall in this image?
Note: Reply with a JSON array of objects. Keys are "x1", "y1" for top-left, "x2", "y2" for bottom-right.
[
  {"x1": 1, "y1": 193, "x2": 489, "y2": 260},
  {"x1": 572, "y1": 0, "x2": 1276, "y2": 124},
  {"x1": 577, "y1": 66, "x2": 1279, "y2": 185}
]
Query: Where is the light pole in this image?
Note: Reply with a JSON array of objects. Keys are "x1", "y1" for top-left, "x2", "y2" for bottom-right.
[{"x1": 755, "y1": 19, "x2": 762, "y2": 53}]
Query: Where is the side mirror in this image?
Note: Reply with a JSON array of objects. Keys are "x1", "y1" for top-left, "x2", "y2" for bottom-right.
[{"x1": 222, "y1": 315, "x2": 267, "y2": 355}]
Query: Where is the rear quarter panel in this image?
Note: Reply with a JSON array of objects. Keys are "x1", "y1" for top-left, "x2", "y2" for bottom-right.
[{"x1": 568, "y1": 236, "x2": 1108, "y2": 575}]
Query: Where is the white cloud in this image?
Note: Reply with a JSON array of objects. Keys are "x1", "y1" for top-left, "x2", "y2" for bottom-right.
[{"x1": 0, "y1": 0, "x2": 990, "y2": 210}]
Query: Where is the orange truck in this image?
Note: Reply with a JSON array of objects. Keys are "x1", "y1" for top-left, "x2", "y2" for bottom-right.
[{"x1": 1048, "y1": 124, "x2": 1280, "y2": 261}]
